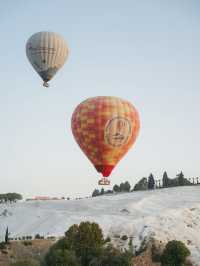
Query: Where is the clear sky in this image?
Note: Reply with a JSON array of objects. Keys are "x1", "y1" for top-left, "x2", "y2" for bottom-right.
[{"x1": 1, "y1": 0, "x2": 200, "y2": 198}]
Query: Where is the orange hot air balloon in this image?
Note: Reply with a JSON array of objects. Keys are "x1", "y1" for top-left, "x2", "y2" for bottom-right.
[{"x1": 71, "y1": 96, "x2": 140, "y2": 185}]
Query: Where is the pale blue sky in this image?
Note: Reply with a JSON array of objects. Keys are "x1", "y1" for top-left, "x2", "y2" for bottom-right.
[{"x1": 0, "y1": 0, "x2": 200, "y2": 198}]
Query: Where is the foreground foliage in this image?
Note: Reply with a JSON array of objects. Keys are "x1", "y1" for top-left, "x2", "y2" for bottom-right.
[
  {"x1": 161, "y1": 240, "x2": 191, "y2": 266},
  {"x1": 89, "y1": 244, "x2": 133, "y2": 266},
  {"x1": 44, "y1": 221, "x2": 133, "y2": 266},
  {"x1": 45, "y1": 248, "x2": 80, "y2": 266}
]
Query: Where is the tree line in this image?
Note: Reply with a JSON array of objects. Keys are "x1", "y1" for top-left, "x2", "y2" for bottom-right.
[
  {"x1": 92, "y1": 181, "x2": 131, "y2": 197},
  {"x1": 92, "y1": 171, "x2": 198, "y2": 196},
  {"x1": 134, "y1": 171, "x2": 192, "y2": 191},
  {"x1": 0, "y1": 193, "x2": 22, "y2": 204}
]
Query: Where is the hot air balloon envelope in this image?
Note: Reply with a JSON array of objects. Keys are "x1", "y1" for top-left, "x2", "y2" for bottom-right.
[
  {"x1": 26, "y1": 31, "x2": 69, "y2": 87},
  {"x1": 71, "y1": 96, "x2": 140, "y2": 181}
]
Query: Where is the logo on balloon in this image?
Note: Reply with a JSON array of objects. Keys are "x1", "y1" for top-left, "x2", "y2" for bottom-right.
[
  {"x1": 104, "y1": 117, "x2": 132, "y2": 147},
  {"x1": 27, "y1": 43, "x2": 56, "y2": 55}
]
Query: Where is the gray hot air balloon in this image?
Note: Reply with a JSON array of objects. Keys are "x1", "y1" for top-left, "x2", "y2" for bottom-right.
[{"x1": 26, "y1": 31, "x2": 69, "y2": 87}]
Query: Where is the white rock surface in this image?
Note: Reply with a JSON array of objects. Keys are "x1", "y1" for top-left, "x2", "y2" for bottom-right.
[{"x1": 0, "y1": 186, "x2": 200, "y2": 265}]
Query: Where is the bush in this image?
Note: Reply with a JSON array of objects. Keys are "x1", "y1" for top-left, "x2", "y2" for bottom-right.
[
  {"x1": 136, "y1": 236, "x2": 149, "y2": 255},
  {"x1": 124, "y1": 181, "x2": 131, "y2": 192},
  {"x1": 44, "y1": 248, "x2": 80, "y2": 266},
  {"x1": 35, "y1": 234, "x2": 43, "y2": 239},
  {"x1": 89, "y1": 244, "x2": 133, "y2": 266},
  {"x1": 92, "y1": 189, "x2": 100, "y2": 197},
  {"x1": 0, "y1": 241, "x2": 6, "y2": 250},
  {"x1": 121, "y1": 235, "x2": 128, "y2": 241},
  {"x1": 23, "y1": 240, "x2": 32, "y2": 246},
  {"x1": 104, "y1": 236, "x2": 111, "y2": 243},
  {"x1": 161, "y1": 240, "x2": 191, "y2": 266},
  {"x1": 113, "y1": 184, "x2": 120, "y2": 193}
]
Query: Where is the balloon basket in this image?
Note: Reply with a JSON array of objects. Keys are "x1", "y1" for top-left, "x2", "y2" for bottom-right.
[
  {"x1": 98, "y1": 178, "x2": 110, "y2": 186},
  {"x1": 43, "y1": 81, "x2": 49, "y2": 87}
]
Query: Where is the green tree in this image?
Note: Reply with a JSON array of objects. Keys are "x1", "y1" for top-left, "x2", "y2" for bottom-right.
[
  {"x1": 64, "y1": 222, "x2": 104, "y2": 266},
  {"x1": 92, "y1": 189, "x2": 100, "y2": 197},
  {"x1": 148, "y1": 174, "x2": 155, "y2": 190},
  {"x1": 45, "y1": 223, "x2": 102, "y2": 266},
  {"x1": 124, "y1": 181, "x2": 131, "y2": 192},
  {"x1": 45, "y1": 222, "x2": 134, "y2": 266},
  {"x1": 162, "y1": 171, "x2": 169, "y2": 188},
  {"x1": 100, "y1": 188, "x2": 104, "y2": 195},
  {"x1": 177, "y1": 171, "x2": 184, "y2": 186},
  {"x1": 161, "y1": 240, "x2": 190, "y2": 266},
  {"x1": 45, "y1": 248, "x2": 80, "y2": 266},
  {"x1": 133, "y1": 177, "x2": 148, "y2": 191},
  {"x1": 113, "y1": 184, "x2": 120, "y2": 193},
  {"x1": 0, "y1": 193, "x2": 22, "y2": 204},
  {"x1": 120, "y1": 183, "x2": 125, "y2": 192},
  {"x1": 5, "y1": 226, "x2": 9, "y2": 244},
  {"x1": 89, "y1": 244, "x2": 132, "y2": 266}
]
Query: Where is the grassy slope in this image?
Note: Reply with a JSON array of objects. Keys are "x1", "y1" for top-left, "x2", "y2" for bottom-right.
[{"x1": 0, "y1": 240, "x2": 54, "y2": 266}]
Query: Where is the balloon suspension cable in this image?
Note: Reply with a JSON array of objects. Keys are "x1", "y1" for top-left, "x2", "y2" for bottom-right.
[{"x1": 43, "y1": 81, "x2": 49, "y2": 88}]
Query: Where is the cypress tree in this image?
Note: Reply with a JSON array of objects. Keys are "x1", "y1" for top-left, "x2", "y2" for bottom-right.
[
  {"x1": 177, "y1": 171, "x2": 184, "y2": 186},
  {"x1": 5, "y1": 226, "x2": 9, "y2": 244},
  {"x1": 100, "y1": 188, "x2": 104, "y2": 195},
  {"x1": 163, "y1": 171, "x2": 169, "y2": 188},
  {"x1": 148, "y1": 174, "x2": 155, "y2": 190}
]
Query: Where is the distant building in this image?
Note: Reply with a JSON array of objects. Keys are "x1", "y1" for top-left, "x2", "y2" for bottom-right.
[
  {"x1": 26, "y1": 196, "x2": 66, "y2": 201},
  {"x1": 34, "y1": 196, "x2": 51, "y2": 200}
]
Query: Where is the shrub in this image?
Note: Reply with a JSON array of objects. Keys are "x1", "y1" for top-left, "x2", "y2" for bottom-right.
[
  {"x1": 151, "y1": 241, "x2": 163, "y2": 262},
  {"x1": 0, "y1": 241, "x2": 6, "y2": 250},
  {"x1": 89, "y1": 244, "x2": 133, "y2": 266},
  {"x1": 23, "y1": 240, "x2": 32, "y2": 246},
  {"x1": 136, "y1": 237, "x2": 148, "y2": 255},
  {"x1": 50, "y1": 237, "x2": 69, "y2": 250},
  {"x1": 121, "y1": 235, "x2": 128, "y2": 241},
  {"x1": 44, "y1": 248, "x2": 80, "y2": 266},
  {"x1": 161, "y1": 240, "x2": 191, "y2": 266},
  {"x1": 92, "y1": 189, "x2": 100, "y2": 197},
  {"x1": 35, "y1": 234, "x2": 41, "y2": 239},
  {"x1": 128, "y1": 238, "x2": 133, "y2": 247},
  {"x1": 104, "y1": 236, "x2": 111, "y2": 243},
  {"x1": 113, "y1": 184, "x2": 120, "y2": 193}
]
